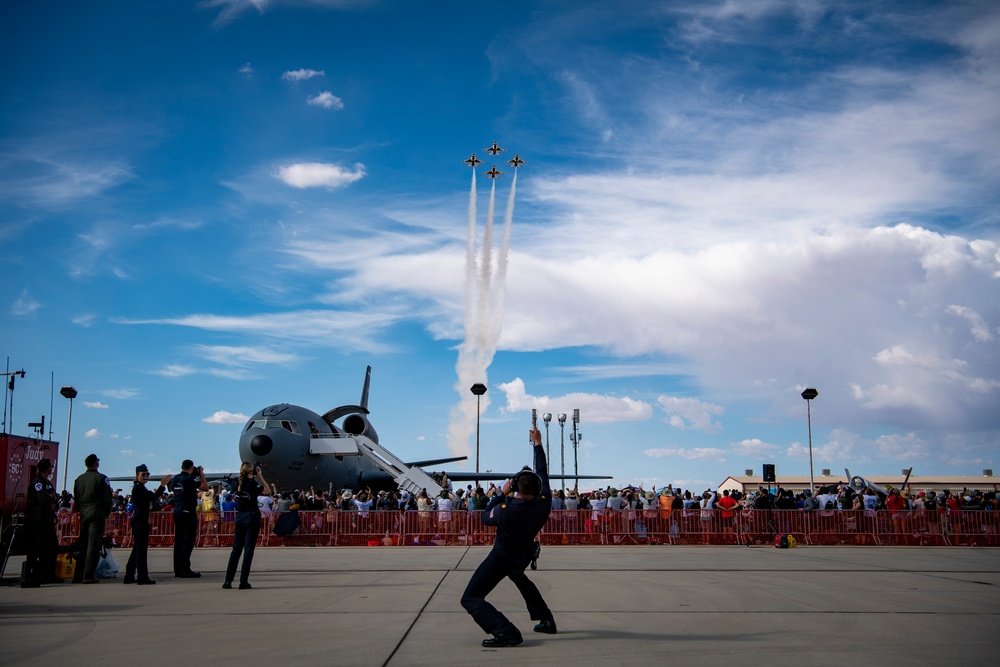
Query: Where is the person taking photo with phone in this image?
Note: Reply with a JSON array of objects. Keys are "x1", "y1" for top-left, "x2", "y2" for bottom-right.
[{"x1": 223, "y1": 462, "x2": 271, "y2": 590}]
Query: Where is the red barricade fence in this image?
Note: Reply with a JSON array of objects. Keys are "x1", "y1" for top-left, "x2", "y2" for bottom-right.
[{"x1": 55, "y1": 508, "x2": 1000, "y2": 549}]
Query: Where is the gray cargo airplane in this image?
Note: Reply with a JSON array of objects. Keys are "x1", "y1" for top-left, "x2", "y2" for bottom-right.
[{"x1": 238, "y1": 367, "x2": 609, "y2": 492}]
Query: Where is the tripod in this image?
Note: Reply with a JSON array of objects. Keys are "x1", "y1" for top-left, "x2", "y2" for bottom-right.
[
  {"x1": 1, "y1": 519, "x2": 22, "y2": 580},
  {"x1": 745, "y1": 487, "x2": 778, "y2": 546}
]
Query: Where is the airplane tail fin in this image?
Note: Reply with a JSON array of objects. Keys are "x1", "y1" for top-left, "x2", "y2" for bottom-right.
[{"x1": 360, "y1": 365, "x2": 371, "y2": 412}]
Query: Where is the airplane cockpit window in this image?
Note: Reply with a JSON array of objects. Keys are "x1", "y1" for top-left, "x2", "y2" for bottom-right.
[{"x1": 245, "y1": 419, "x2": 301, "y2": 435}]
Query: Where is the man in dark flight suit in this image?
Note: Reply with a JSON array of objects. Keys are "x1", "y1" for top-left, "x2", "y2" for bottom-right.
[
  {"x1": 124, "y1": 464, "x2": 171, "y2": 584},
  {"x1": 171, "y1": 459, "x2": 208, "y2": 578},
  {"x1": 461, "y1": 427, "x2": 557, "y2": 647},
  {"x1": 25, "y1": 458, "x2": 61, "y2": 584},
  {"x1": 72, "y1": 453, "x2": 113, "y2": 584}
]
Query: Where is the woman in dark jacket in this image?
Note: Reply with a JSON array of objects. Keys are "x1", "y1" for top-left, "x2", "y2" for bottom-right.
[{"x1": 224, "y1": 462, "x2": 271, "y2": 590}]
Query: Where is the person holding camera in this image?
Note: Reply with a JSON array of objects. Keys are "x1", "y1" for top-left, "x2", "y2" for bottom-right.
[
  {"x1": 223, "y1": 462, "x2": 271, "y2": 590},
  {"x1": 171, "y1": 459, "x2": 208, "y2": 578},
  {"x1": 460, "y1": 427, "x2": 556, "y2": 647},
  {"x1": 123, "y1": 464, "x2": 171, "y2": 584}
]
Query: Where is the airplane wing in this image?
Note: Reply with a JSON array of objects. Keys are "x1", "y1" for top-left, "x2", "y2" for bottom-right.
[
  {"x1": 440, "y1": 471, "x2": 611, "y2": 483},
  {"x1": 406, "y1": 456, "x2": 468, "y2": 468}
]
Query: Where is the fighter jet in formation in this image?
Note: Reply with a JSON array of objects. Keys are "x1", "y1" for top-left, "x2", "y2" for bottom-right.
[
  {"x1": 463, "y1": 153, "x2": 483, "y2": 168},
  {"x1": 483, "y1": 166, "x2": 504, "y2": 179},
  {"x1": 485, "y1": 141, "x2": 505, "y2": 155},
  {"x1": 506, "y1": 153, "x2": 526, "y2": 168}
]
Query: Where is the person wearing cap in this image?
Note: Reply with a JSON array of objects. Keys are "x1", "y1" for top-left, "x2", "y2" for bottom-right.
[
  {"x1": 171, "y1": 459, "x2": 208, "y2": 578},
  {"x1": 124, "y1": 464, "x2": 171, "y2": 584},
  {"x1": 72, "y1": 453, "x2": 113, "y2": 583},
  {"x1": 24, "y1": 457, "x2": 61, "y2": 585},
  {"x1": 460, "y1": 427, "x2": 556, "y2": 647}
]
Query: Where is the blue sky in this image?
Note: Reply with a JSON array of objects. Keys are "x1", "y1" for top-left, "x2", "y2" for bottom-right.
[{"x1": 2, "y1": 0, "x2": 998, "y2": 493}]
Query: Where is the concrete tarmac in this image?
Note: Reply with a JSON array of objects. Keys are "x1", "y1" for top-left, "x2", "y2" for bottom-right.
[{"x1": 2, "y1": 546, "x2": 999, "y2": 666}]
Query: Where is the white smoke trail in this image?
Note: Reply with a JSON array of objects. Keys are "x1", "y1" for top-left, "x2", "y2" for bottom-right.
[
  {"x1": 446, "y1": 165, "x2": 518, "y2": 464},
  {"x1": 488, "y1": 169, "x2": 516, "y2": 348}
]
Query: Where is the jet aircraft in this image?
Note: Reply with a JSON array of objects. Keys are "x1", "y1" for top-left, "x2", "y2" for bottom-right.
[
  {"x1": 505, "y1": 154, "x2": 526, "y2": 168},
  {"x1": 463, "y1": 153, "x2": 483, "y2": 168},
  {"x1": 483, "y1": 166, "x2": 503, "y2": 179},
  {"x1": 485, "y1": 141, "x2": 505, "y2": 155}
]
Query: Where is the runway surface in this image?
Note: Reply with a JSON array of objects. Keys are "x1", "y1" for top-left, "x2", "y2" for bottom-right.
[{"x1": 2, "y1": 546, "x2": 998, "y2": 665}]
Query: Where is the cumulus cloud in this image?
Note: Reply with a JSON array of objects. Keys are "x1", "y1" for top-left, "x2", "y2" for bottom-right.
[
  {"x1": 84, "y1": 428, "x2": 102, "y2": 438},
  {"x1": 282, "y1": 68, "x2": 325, "y2": 81},
  {"x1": 275, "y1": 162, "x2": 365, "y2": 189},
  {"x1": 307, "y1": 91, "x2": 344, "y2": 109},
  {"x1": 497, "y1": 377, "x2": 653, "y2": 423},
  {"x1": 657, "y1": 396, "x2": 725, "y2": 433},
  {"x1": 83, "y1": 401, "x2": 109, "y2": 409},
  {"x1": 731, "y1": 438, "x2": 779, "y2": 458},
  {"x1": 203, "y1": 410, "x2": 249, "y2": 424}
]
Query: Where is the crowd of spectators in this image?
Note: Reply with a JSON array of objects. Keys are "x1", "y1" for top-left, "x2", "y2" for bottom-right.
[{"x1": 51, "y1": 476, "x2": 998, "y2": 522}]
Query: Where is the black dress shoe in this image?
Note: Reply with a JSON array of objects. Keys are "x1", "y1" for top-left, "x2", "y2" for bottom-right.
[
  {"x1": 122, "y1": 576, "x2": 137, "y2": 584},
  {"x1": 533, "y1": 620, "x2": 557, "y2": 634},
  {"x1": 137, "y1": 579, "x2": 156, "y2": 585},
  {"x1": 177, "y1": 571, "x2": 201, "y2": 578},
  {"x1": 481, "y1": 632, "x2": 523, "y2": 647},
  {"x1": 222, "y1": 582, "x2": 232, "y2": 589},
  {"x1": 238, "y1": 582, "x2": 252, "y2": 590}
]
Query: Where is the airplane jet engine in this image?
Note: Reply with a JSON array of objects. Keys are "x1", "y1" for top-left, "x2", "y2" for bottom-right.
[{"x1": 341, "y1": 412, "x2": 378, "y2": 443}]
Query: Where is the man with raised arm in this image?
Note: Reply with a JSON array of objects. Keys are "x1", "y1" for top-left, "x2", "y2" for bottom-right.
[{"x1": 460, "y1": 427, "x2": 556, "y2": 647}]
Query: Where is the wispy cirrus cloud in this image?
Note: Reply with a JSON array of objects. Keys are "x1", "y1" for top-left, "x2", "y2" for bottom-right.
[
  {"x1": 11, "y1": 289, "x2": 41, "y2": 317},
  {"x1": 83, "y1": 401, "x2": 109, "y2": 409}
]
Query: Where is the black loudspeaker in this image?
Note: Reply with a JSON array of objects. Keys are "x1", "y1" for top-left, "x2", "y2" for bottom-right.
[{"x1": 762, "y1": 464, "x2": 776, "y2": 482}]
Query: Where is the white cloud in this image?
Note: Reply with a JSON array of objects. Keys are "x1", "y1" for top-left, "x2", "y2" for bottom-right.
[
  {"x1": 203, "y1": 410, "x2": 249, "y2": 424},
  {"x1": 307, "y1": 91, "x2": 344, "y2": 109},
  {"x1": 152, "y1": 365, "x2": 197, "y2": 378},
  {"x1": 275, "y1": 162, "x2": 365, "y2": 189},
  {"x1": 946, "y1": 305, "x2": 996, "y2": 343},
  {"x1": 12, "y1": 289, "x2": 40, "y2": 317},
  {"x1": 497, "y1": 377, "x2": 653, "y2": 423},
  {"x1": 643, "y1": 447, "x2": 728, "y2": 462},
  {"x1": 731, "y1": 438, "x2": 779, "y2": 458},
  {"x1": 238, "y1": 62, "x2": 253, "y2": 76},
  {"x1": 84, "y1": 428, "x2": 102, "y2": 438},
  {"x1": 192, "y1": 345, "x2": 300, "y2": 366},
  {"x1": 83, "y1": 401, "x2": 109, "y2": 409},
  {"x1": 73, "y1": 314, "x2": 96, "y2": 327},
  {"x1": 657, "y1": 396, "x2": 725, "y2": 433},
  {"x1": 282, "y1": 68, "x2": 325, "y2": 82},
  {"x1": 102, "y1": 389, "x2": 139, "y2": 400},
  {"x1": 120, "y1": 449, "x2": 133, "y2": 456}
]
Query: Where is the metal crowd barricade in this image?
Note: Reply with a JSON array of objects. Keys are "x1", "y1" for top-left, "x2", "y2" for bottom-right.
[{"x1": 51, "y1": 508, "x2": 999, "y2": 548}]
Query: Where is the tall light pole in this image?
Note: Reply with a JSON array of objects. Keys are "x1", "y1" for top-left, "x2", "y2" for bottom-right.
[
  {"x1": 60, "y1": 385, "x2": 78, "y2": 493},
  {"x1": 571, "y1": 408, "x2": 581, "y2": 489},
  {"x1": 542, "y1": 413, "x2": 552, "y2": 468},
  {"x1": 557, "y1": 413, "x2": 567, "y2": 481},
  {"x1": 470, "y1": 383, "x2": 487, "y2": 475},
  {"x1": 801, "y1": 388, "x2": 818, "y2": 496}
]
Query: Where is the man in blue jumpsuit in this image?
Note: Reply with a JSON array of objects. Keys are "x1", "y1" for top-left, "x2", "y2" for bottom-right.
[
  {"x1": 170, "y1": 459, "x2": 208, "y2": 578},
  {"x1": 124, "y1": 464, "x2": 170, "y2": 584},
  {"x1": 461, "y1": 427, "x2": 557, "y2": 647}
]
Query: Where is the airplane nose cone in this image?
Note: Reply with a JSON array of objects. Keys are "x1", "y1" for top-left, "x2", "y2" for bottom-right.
[{"x1": 250, "y1": 434, "x2": 273, "y2": 457}]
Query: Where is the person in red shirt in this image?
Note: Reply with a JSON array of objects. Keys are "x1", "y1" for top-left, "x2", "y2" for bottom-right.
[
  {"x1": 885, "y1": 488, "x2": 908, "y2": 545},
  {"x1": 716, "y1": 489, "x2": 739, "y2": 535}
]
